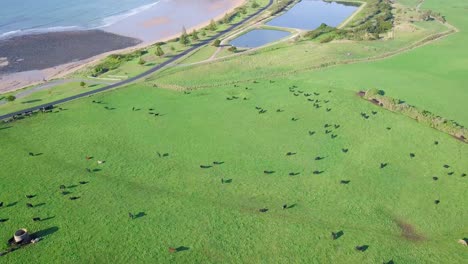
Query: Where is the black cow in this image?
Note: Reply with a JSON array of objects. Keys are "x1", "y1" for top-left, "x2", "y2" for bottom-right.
[{"x1": 355, "y1": 245, "x2": 368, "y2": 252}]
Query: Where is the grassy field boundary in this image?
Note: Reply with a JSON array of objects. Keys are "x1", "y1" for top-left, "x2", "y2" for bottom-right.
[
  {"x1": 359, "y1": 89, "x2": 467, "y2": 143},
  {"x1": 156, "y1": 21, "x2": 457, "y2": 90}
]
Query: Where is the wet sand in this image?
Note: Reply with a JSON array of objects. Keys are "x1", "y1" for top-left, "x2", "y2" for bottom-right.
[
  {"x1": 0, "y1": 30, "x2": 140, "y2": 74},
  {"x1": 0, "y1": 0, "x2": 245, "y2": 93},
  {"x1": 104, "y1": 0, "x2": 244, "y2": 43}
]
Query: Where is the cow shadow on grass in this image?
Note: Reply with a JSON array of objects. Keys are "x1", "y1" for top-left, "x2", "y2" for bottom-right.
[
  {"x1": 135, "y1": 212, "x2": 146, "y2": 219},
  {"x1": 40, "y1": 216, "x2": 55, "y2": 222},
  {"x1": 6, "y1": 202, "x2": 18, "y2": 208},
  {"x1": 175, "y1": 246, "x2": 190, "y2": 252}
]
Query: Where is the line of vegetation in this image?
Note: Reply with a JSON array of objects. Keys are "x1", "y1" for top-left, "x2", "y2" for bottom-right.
[
  {"x1": 89, "y1": 0, "x2": 265, "y2": 77},
  {"x1": 361, "y1": 88, "x2": 467, "y2": 143},
  {"x1": 304, "y1": 0, "x2": 394, "y2": 42},
  {"x1": 270, "y1": 0, "x2": 296, "y2": 15},
  {"x1": 91, "y1": 50, "x2": 148, "y2": 77}
]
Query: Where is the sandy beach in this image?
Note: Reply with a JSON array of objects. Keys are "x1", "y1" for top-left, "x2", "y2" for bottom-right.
[{"x1": 0, "y1": 0, "x2": 245, "y2": 93}]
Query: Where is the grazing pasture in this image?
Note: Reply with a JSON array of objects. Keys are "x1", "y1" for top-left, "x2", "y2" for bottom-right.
[
  {"x1": 0, "y1": 77, "x2": 466, "y2": 263},
  {"x1": 0, "y1": 0, "x2": 467, "y2": 263}
]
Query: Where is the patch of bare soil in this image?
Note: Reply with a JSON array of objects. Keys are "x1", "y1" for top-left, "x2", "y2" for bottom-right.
[{"x1": 395, "y1": 219, "x2": 426, "y2": 242}]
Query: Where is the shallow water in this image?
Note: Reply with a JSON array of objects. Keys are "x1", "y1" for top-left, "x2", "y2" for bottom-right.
[
  {"x1": 267, "y1": 0, "x2": 358, "y2": 30},
  {"x1": 0, "y1": 0, "x2": 157, "y2": 38},
  {"x1": 230, "y1": 29, "x2": 290, "y2": 48}
]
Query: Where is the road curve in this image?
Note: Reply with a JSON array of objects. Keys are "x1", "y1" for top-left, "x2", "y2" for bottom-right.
[{"x1": 0, "y1": 0, "x2": 274, "y2": 121}]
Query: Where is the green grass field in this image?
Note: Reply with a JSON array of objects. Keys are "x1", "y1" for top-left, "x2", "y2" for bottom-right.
[
  {"x1": 0, "y1": 78, "x2": 466, "y2": 263},
  {"x1": 0, "y1": 0, "x2": 467, "y2": 263}
]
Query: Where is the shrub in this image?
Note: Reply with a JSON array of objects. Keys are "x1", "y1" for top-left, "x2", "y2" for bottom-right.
[
  {"x1": 6, "y1": 95, "x2": 16, "y2": 102},
  {"x1": 319, "y1": 35, "x2": 335, "y2": 43},
  {"x1": 213, "y1": 39, "x2": 221, "y2": 47}
]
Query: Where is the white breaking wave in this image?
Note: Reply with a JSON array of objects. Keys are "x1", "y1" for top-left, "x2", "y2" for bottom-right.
[
  {"x1": 99, "y1": 0, "x2": 161, "y2": 28},
  {"x1": 0, "y1": 26, "x2": 83, "y2": 39}
]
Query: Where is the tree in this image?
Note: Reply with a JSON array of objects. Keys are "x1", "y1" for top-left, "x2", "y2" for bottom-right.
[
  {"x1": 138, "y1": 58, "x2": 146, "y2": 65},
  {"x1": 179, "y1": 27, "x2": 190, "y2": 46},
  {"x1": 155, "y1": 45, "x2": 164, "y2": 57},
  {"x1": 228, "y1": 46, "x2": 237, "y2": 53},
  {"x1": 251, "y1": 1, "x2": 259, "y2": 8},
  {"x1": 5, "y1": 95, "x2": 16, "y2": 102},
  {"x1": 223, "y1": 13, "x2": 231, "y2": 24},
  {"x1": 80, "y1": 81, "x2": 86, "y2": 87},
  {"x1": 201, "y1": 30, "x2": 207, "y2": 37},
  {"x1": 208, "y1": 19, "x2": 217, "y2": 31},
  {"x1": 212, "y1": 39, "x2": 221, "y2": 47},
  {"x1": 191, "y1": 30, "x2": 199, "y2": 41}
]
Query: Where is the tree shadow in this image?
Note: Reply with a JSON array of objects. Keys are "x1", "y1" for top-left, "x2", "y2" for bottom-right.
[
  {"x1": 287, "y1": 204, "x2": 297, "y2": 209},
  {"x1": 0, "y1": 126, "x2": 12, "y2": 131},
  {"x1": 34, "y1": 203, "x2": 46, "y2": 207},
  {"x1": 34, "y1": 153, "x2": 43, "y2": 156},
  {"x1": 223, "y1": 179, "x2": 232, "y2": 184},
  {"x1": 67, "y1": 185, "x2": 78, "y2": 189},
  {"x1": 0, "y1": 218, "x2": 9, "y2": 223},
  {"x1": 92, "y1": 168, "x2": 102, "y2": 172},
  {"x1": 31, "y1": 226, "x2": 59, "y2": 238},
  {"x1": 21, "y1": 99, "x2": 42, "y2": 104}
]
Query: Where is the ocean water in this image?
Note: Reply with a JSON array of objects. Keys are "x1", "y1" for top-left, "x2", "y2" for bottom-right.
[{"x1": 0, "y1": 0, "x2": 160, "y2": 38}]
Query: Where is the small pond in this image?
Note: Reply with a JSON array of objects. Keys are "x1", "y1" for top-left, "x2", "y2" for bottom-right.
[
  {"x1": 267, "y1": 0, "x2": 359, "y2": 30},
  {"x1": 230, "y1": 29, "x2": 290, "y2": 48}
]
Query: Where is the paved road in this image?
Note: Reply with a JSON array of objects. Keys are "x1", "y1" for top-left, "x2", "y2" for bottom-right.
[{"x1": 0, "y1": 0, "x2": 273, "y2": 120}]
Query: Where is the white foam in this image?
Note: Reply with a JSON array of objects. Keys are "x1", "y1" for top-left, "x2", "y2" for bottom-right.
[
  {"x1": 0, "y1": 26, "x2": 83, "y2": 40},
  {"x1": 99, "y1": 0, "x2": 162, "y2": 29}
]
